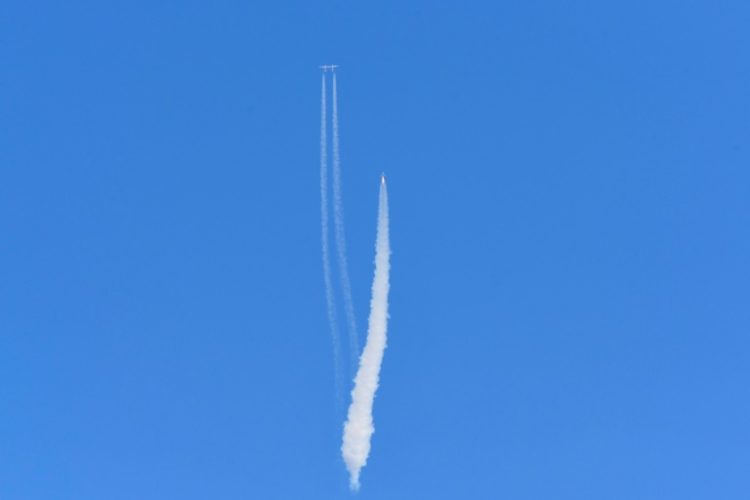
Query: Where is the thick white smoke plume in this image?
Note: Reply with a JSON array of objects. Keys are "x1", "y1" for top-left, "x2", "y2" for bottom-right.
[
  {"x1": 331, "y1": 73, "x2": 360, "y2": 367},
  {"x1": 320, "y1": 74, "x2": 343, "y2": 400},
  {"x1": 342, "y1": 178, "x2": 390, "y2": 491}
]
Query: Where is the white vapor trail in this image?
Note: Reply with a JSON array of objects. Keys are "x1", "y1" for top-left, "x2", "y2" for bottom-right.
[
  {"x1": 331, "y1": 73, "x2": 360, "y2": 367},
  {"x1": 342, "y1": 178, "x2": 390, "y2": 491},
  {"x1": 320, "y1": 73, "x2": 343, "y2": 401}
]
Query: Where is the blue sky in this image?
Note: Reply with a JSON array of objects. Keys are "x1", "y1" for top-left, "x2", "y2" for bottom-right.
[{"x1": 2, "y1": 1, "x2": 749, "y2": 498}]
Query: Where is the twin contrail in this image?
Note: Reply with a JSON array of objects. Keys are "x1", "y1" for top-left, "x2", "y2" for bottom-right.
[
  {"x1": 321, "y1": 71, "x2": 360, "y2": 393},
  {"x1": 341, "y1": 178, "x2": 391, "y2": 491},
  {"x1": 320, "y1": 74, "x2": 343, "y2": 401},
  {"x1": 331, "y1": 73, "x2": 361, "y2": 369}
]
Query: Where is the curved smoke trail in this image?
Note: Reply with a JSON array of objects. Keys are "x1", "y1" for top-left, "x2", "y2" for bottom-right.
[
  {"x1": 342, "y1": 178, "x2": 390, "y2": 491},
  {"x1": 320, "y1": 74, "x2": 343, "y2": 401},
  {"x1": 331, "y1": 73, "x2": 360, "y2": 367}
]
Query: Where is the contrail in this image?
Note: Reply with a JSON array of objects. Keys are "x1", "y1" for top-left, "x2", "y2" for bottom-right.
[
  {"x1": 331, "y1": 72, "x2": 360, "y2": 368},
  {"x1": 320, "y1": 73, "x2": 343, "y2": 402},
  {"x1": 342, "y1": 177, "x2": 391, "y2": 491}
]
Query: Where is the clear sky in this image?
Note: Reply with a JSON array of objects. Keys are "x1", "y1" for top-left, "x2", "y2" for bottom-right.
[{"x1": 2, "y1": 1, "x2": 749, "y2": 498}]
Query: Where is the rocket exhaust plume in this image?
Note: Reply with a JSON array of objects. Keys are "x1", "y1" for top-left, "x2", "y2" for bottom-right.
[
  {"x1": 342, "y1": 177, "x2": 391, "y2": 491},
  {"x1": 320, "y1": 73, "x2": 343, "y2": 401},
  {"x1": 331, "y1": 72, "x2": 361, "y2": 369}
]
